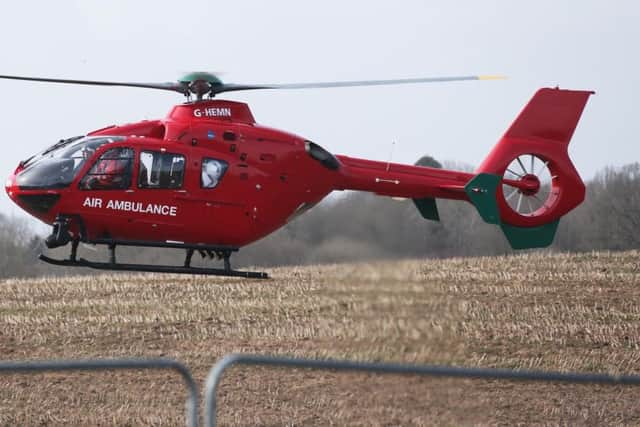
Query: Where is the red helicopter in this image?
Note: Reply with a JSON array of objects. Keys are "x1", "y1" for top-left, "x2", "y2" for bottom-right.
[{"x1": 2, "y1": 72, "x2": 593, "y2": 278}]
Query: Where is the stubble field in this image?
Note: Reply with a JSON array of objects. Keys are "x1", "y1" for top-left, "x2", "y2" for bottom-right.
[{"x1": 0, "y1": 250, "x2": 639, "y2": 425}]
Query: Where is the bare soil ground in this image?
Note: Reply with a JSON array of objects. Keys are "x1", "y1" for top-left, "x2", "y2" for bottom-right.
[{"x1": 0, "y1": 251, "x2": 639, "y2": 426}]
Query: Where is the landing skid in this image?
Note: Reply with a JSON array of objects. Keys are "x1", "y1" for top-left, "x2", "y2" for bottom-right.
[
  {"x1": 39, "y1": 255, "x2": 268, "y2": 278},
  {"x1": 39, "y1": 237, "x2": 268, "y2": 279}
]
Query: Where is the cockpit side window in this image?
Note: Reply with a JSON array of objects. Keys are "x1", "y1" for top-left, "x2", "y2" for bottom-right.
[
  {"x1": 138, "y1": 151, "x2": 185, "y2": 189},
  {"x1": 201, "y1": 158, "x2": 228, "y2": 189},
  {"x1": 79, "y1": 147, "x2": 134, "y2": 190}
]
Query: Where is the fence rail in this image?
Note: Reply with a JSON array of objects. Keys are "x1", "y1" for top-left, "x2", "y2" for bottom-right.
[
  {"x1": 203, "y1": 353, "x2": 640, "y2": 427},
  {"x1": 0, "y1": 358, "x2": 198, "y2": 427},
  {"x1": 4, "y1": 354, "x2": 640, "y2": 426}
]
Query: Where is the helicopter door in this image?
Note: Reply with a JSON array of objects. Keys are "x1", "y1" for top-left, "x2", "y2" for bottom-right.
[
  {"x1": 190, "y1": 155, "x2": 253, "y2": 245},
  {"x1": 133, "y1": 149, "x2": 187, "y2": 241},
  {"x1": 76, "y1": 146, "x2": 137, "y2": 240}
]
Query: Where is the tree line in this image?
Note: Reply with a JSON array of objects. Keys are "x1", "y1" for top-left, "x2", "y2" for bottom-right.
[{"x1": 1, "y1": 161, "x2": 638, "y2": 278}]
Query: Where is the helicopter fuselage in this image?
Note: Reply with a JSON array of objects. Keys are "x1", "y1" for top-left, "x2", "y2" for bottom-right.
[{"x1": 6, "y1": 100, "x2": 349, "y2": 246}]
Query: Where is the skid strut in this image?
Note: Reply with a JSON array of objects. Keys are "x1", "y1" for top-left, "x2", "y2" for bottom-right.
[{"x1": 39, "y1": 238, "x2": 268, "y2": 279}]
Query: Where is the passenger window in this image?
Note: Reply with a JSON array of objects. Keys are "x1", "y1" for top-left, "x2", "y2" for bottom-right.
[
  {"x1": 138, "y1": 151, "x2": 185, "y2": 189},
  {"x1": 79, "y1": 147, "x2": 134, "y2": 190},
  {"x1": 201, "y1": 158, "x2": 228, "y2": 189}
]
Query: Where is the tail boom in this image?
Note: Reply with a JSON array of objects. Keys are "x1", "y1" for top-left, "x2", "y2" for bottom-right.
[{"x1": 335, "y1": 155, "x2": 473, "y2": 201}]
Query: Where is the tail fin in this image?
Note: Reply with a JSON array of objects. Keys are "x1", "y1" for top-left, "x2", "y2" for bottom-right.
[{"x1": 465, "y1": 87, "x2": 594, "y2": 249}]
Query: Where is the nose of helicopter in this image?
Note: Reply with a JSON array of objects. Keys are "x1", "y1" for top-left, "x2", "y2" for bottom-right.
[
  {"x1": 5, "y1": 170, "x2": 61, "y2": 223},
  {"x1": 5, "y1": 171, "x2": 27, "y2": 213},
  {"x1": 5, "y1": 172, "x2": 16, "y2": 200}
]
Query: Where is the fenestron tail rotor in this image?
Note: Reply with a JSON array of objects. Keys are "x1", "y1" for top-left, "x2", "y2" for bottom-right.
[
  {"x1": 0, "y1": 72, "x2": 506, "y2": 100},
  {"x1": 502, "y1": 154, "x2": 553, "y2": 217}
]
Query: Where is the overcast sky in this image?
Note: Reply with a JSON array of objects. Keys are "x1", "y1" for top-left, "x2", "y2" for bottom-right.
[{"x1": 1, "y1": 0, "x2": 638, "y2": 219}]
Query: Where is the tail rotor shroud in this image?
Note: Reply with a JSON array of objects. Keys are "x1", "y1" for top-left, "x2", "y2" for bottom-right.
[{"x1": 464, "y1": 87, "x2": 594, "y2": 249}]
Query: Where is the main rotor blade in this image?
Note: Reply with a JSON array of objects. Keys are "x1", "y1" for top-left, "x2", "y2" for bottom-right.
[
  {"x1": 0, "y1": 72, "x2": 506, "y2": 98},
  {"x1": 213, "y1": 75, "x2": 506, "y2": 94},
  {"x1": 0, "y1": 74, "x2": 187, "y2": 94}
]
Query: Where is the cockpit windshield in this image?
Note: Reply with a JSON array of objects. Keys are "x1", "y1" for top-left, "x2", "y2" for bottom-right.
[{"x1": 16, "y1": 136, "x2": 125, "y2": 189}]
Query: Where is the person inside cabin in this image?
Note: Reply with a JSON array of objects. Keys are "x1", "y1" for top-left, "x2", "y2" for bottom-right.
[{"x1": 84, "y1": 147, "x2": 133, "y2": 189}]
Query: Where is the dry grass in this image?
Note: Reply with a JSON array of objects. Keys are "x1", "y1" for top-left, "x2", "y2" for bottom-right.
[{"x1": 0, "y1": 250, "x2": 639, "y2": 425}]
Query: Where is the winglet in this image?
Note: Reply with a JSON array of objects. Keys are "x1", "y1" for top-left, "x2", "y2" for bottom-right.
[{"x1": 412, "y1": 197, "x2": 440, "y2": 221}]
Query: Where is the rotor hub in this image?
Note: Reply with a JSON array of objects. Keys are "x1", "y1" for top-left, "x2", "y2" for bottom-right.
[
  {"x1": 519, "y1": 174, "x2": 540, "y2": 196},
  {"x1": 178, "y1": 72, "x2": 223, "y2": 100}
]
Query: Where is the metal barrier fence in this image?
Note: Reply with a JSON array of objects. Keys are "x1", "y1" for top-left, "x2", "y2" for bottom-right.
[
  {"x1": 5, "y1": 354, "x2": 640, "y2": 426},
  {"x1": 0, "y1": 358, "x2": 199, "y2": 427},
  {"x1": 203, "y1": 353, "x2": 640, "y2": 427}
]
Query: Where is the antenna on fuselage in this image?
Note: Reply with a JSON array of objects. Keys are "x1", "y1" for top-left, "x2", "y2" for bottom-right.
[{"x1": 386, "y1": 140, "x2": 396, "y2": 172}]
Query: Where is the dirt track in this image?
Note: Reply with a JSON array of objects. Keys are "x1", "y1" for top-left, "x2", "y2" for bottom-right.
[{"x1": 1, "y1": 251, "x2": 639, "y2": 425}]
